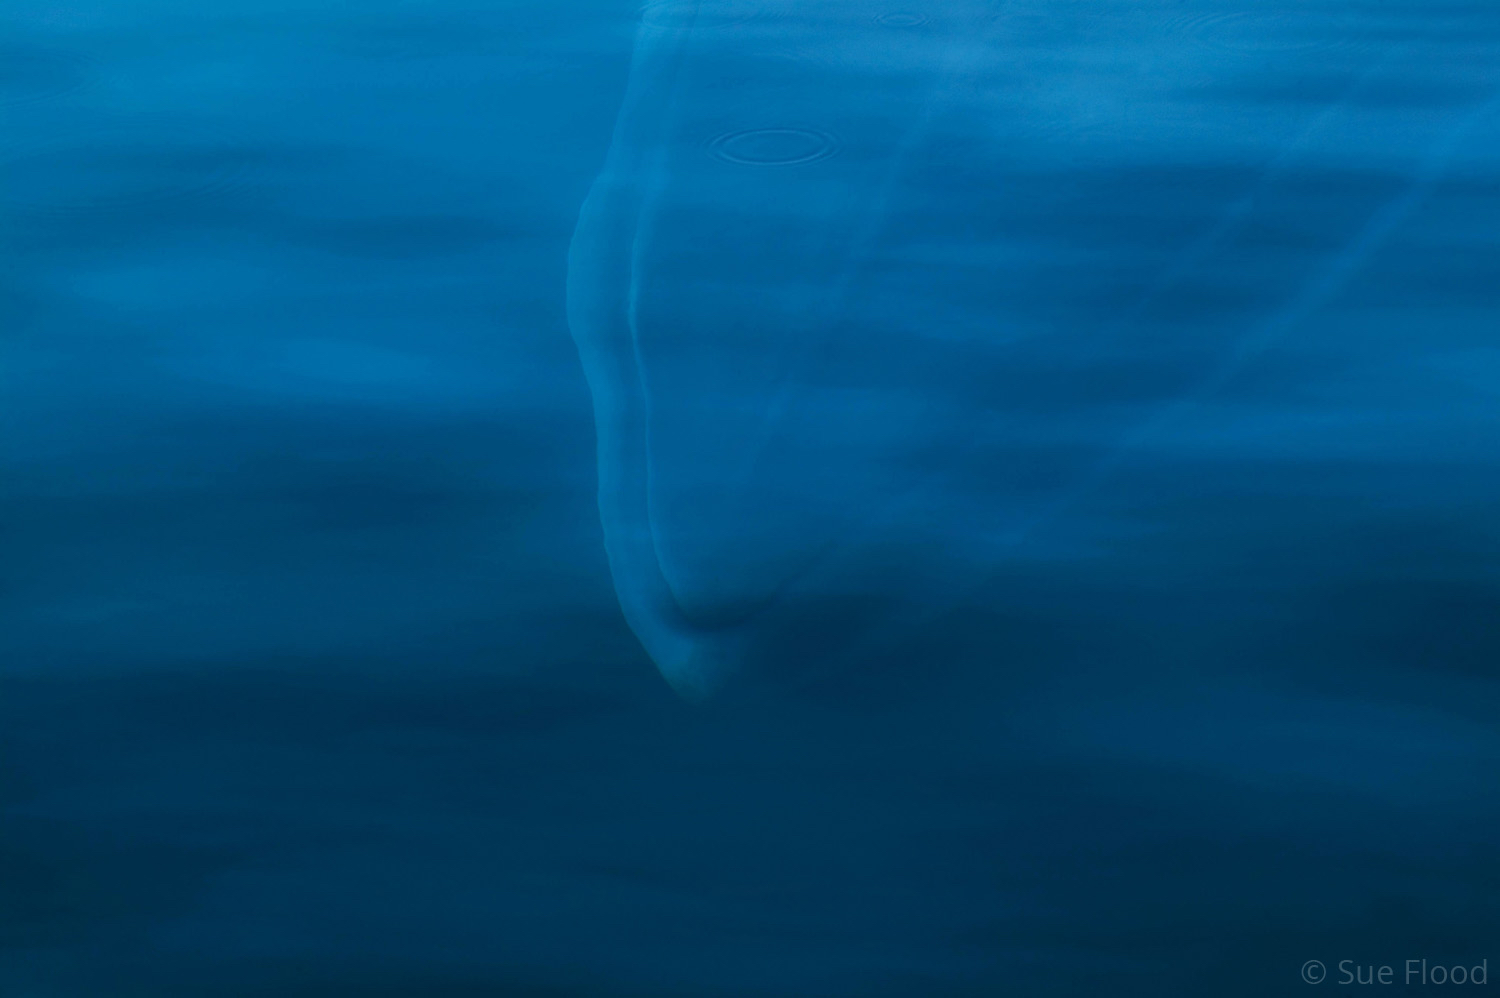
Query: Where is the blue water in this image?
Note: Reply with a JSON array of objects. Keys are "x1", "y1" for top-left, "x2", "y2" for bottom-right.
[{"x1": 4, "y1": 1, "x2": 1500, "y2": 994}]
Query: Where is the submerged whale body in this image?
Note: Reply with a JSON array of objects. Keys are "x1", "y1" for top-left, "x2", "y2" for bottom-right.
[
  {"x1": 565, "y1": 0, "x2": 966, "y2": 693},
  {"x1": 565, "y1": 2, "x2": 721, "y2": 695},
  {"x1": 566, "y1": 0, "x2": 1499, "y2": 695}
]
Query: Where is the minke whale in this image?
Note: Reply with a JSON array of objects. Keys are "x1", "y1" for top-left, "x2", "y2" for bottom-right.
[{"x1": 565, "y1": 0, "x2": 987, "y2": 694}]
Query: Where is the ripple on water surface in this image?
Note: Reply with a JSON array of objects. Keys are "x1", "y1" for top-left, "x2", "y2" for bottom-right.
[
  {"x1": 707, "y1": 127, "x2": 841, "y2": 166},
  {"x1": 874, "y1": 11, "x2": 930, "y2": 28}
]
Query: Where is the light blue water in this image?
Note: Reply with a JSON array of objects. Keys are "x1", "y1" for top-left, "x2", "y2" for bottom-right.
[{"x1": 4, "y1": 1, "x2": 1500, "y2": 994}]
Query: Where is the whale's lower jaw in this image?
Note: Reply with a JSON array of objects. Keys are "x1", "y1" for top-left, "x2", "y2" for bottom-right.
[
  {"x1": 647, "y1": 634, "x2": 739, "y2": 701},
  {"x1": 602, "y1": 557, "x2": 749, "y2": 698}
]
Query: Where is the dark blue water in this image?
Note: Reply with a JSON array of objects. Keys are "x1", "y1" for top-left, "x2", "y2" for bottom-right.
[{"x1": 4, "y1": 1, "x2": 1500, "y2": 994}]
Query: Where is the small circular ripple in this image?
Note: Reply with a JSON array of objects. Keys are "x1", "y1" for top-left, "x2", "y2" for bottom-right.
[
  {"x1": 640, "y1": 0, "x2": 769, "y2": 29},
  {"x1": 874, "y1": 11, "x2": 930, "y2": 28},
  {"x1": 708, "y1": 127, "x2": 840, "y2": 166}
]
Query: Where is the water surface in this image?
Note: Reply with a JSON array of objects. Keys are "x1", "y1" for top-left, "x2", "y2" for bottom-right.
[{"x1": 3, "y1": 0, "x2": 1500, "y2": 994}]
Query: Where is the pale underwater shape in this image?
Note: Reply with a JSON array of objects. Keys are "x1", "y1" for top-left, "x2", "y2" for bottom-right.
[
  {"x1": 565, "y1": 0, "x2": 976, "y2": 694},
  {"x1": 568, "y1": 0, "x2": 1500, "y2": 694}
]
